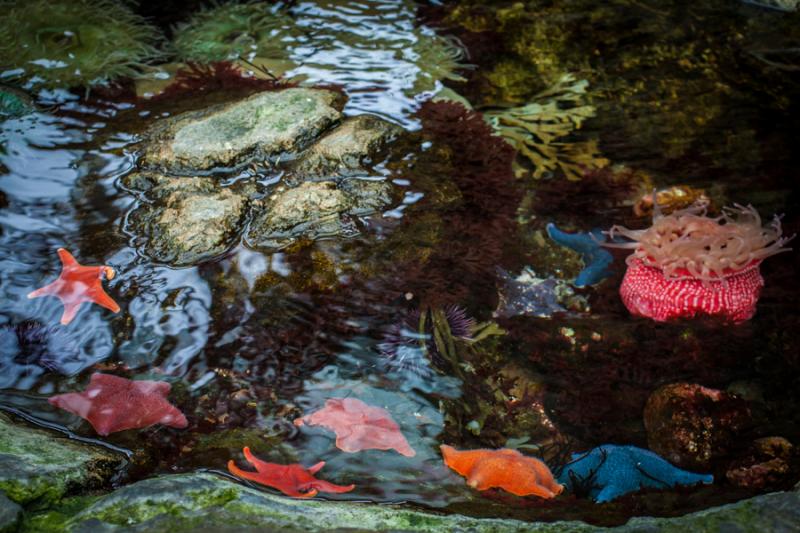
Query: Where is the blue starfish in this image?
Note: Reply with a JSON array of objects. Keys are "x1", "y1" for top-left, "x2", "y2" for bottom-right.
[
  {"x1": 546, "y1": 223, "x2": 614, "y2": 287},
  {"x1": 557, "y1": 445, "x2": 713, "y2": 503}
]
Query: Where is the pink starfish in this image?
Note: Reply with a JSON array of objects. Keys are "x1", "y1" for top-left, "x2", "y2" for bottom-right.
[
  {"x1": 294, "y1": 398, "x2": 415, "y2": 457},
  {"x1": 28, "y1": 248, "x2": 120, "y2": 325},
  {"x1": 48, "y1": 373, "x2": 188, "y2": 435}
]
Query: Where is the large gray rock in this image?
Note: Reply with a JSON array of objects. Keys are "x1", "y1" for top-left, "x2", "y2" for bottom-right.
[
  {"x1": 245, "y1": 178, "x2": 391, "y2": 250},
  {"x1": 290, "y1": 115, "x2": 401, "y2": 179},
  {"x1": 0, "y1": 413, "x2": 124, "y2": 505},
  {"x1": 138, "y1": 88, "x2": 344, "y2": 173},
  {"x1": 0, "y1": 492, "x2": 21, "y2": 533},
  {"x1": 24, "y1": 472, "x2": 800, "y2": 533},
  {"x1": 123, "y1": 173, "x2": 252, "y2": 266}
]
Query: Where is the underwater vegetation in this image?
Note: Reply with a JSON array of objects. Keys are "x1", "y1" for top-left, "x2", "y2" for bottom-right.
[
  {"x1": 440, "y1": 0, "x2": 799, "y2": 167},
  {"x1": 377, "y1": 100, "x2": 520, "y2": 308},
  {"x1": 0, "y1": 0, "x2": 163, "y2": 89},
  {"x1": 484, "y1": 74, "x2": 608, "y2": 181},
  {"x1": 172, "y1": 1, "x2": 300, "y2": 63},
  {"x1": 149, "y1": 61, "x2": 297, "y2": 103}
]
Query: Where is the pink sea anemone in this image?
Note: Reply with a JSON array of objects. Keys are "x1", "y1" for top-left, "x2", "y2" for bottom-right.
[{"x1": 607, "y1": 201, "x2": 793, "y2": 322}]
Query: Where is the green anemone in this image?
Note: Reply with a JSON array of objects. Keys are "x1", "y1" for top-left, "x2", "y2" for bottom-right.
[
  {"x1": 0, "y1": 85, "x2": 36, "y2": 118},
  {"x1": 408, "y1": 32, "x2": 474, "y2": 94},
  {"x1": 173, "y1": 2, "x2": 301, "y2": 63},
  {"x1": 0, "y1": 0, "x2": 164, "y2": 89}
]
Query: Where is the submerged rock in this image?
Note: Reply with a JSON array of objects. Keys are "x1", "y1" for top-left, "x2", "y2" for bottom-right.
[
  {"x1": 0, "y1": 413, "x2": 124, "y2": 505},
  {"x1": 123, "y1": 173, "x2": 252, "y2": 266},
  {"x1": 246, "y1": 178, "x2": 391, "y2": 250},
  {"x1": 644, "y1": 383, "x2": 751, "y2": 470},
  {"x1": 726, "y1": 436, "x2": 794, "y2": 489},
  {"x1": 124, "y1": 87, "x2": 400, "y2": 266},
  {"x1": 290, "y1": 115, "x2": 402, "y2": 179},
  {"x1": 138, "y1": 88, "x2": 344, "y2": 173}
]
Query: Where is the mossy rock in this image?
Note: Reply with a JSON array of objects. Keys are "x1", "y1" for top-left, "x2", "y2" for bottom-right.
[
  {"x1": 0, "y1": 492, "x2": 21, "y2": 533},
  {"x1": 0, "y1": 413, "x2": 125, "y2": 505},
  {"x1": 23, "y1": 472, "x2": 800, "y2": 532},
  {"x1": 138, "y1": 88, "x2": 345, "y2": 173}
]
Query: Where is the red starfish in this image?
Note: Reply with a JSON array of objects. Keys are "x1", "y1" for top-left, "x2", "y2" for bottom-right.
[
  {"x1": 228, "y1": 446, "x2": 355, "y2": 498},
  {"x1": 48, "y1": 373, "x2": 188, "y2": 436},
  {"x1": 28, "y1": 248, "x2": 120, "y2": 325}
]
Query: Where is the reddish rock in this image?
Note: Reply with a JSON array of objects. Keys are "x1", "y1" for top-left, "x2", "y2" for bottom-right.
[
  {"x1": 726, "y1": 437, "x2": 794, "y2": 489},
  {"x1": 644, "y1": 382, "x2": 750, "y2": 470}
]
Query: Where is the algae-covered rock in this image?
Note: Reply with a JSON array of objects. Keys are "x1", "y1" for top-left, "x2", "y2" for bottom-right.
[
  {"x1": 123, "y1": 173, "x2": 252, "y2": 266},
  {"x1": 0, "y1": 413, "x2": 123, "y2": 505},
  {"x1": 245, "y1": 179, "x2": 391, "y2": 250},
  {"x1": 45, "y1": 472, "x2": 586, "y2": 532},
  {"x1": 138, "y1": 88, "x2": 344, "y2": 173},
  {"x1": 0, "y1": 492, "x2": 21, "y2": 533},
  {"x1": 23, "y1": 472, "x2": 800, "y2": 533},
  {"x1": 290, "y1": 115, "x2": 401, "y2": 179}
]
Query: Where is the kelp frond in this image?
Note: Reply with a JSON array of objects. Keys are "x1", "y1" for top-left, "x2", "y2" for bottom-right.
[{"x1": 485, "y1": 74, "x2": 608, "y2": 181}]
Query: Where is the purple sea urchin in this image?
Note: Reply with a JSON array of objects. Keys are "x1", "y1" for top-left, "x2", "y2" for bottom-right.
[
  {"x1": 0, "y1": 0, "x2": 164, "y2": 89},
  {"x1": 0, "y1": 320, "x2": 78, "y2": 373},
  {"x1": 378, "y1": 305, "x2": 474, "y2": 379}
]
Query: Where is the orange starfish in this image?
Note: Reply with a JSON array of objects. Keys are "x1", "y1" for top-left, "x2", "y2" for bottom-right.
[
  {"x1": 441, "y1": 444, "x2": 563, "y2": 498},
  {"x1": 228, "y1": 446, "x2": 355, "y2": 498},
  {"x1": 28, "y1": 248, "x2": 120, "y2": 325}
]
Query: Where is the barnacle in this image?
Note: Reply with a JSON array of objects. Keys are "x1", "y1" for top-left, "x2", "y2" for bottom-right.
[
  {"x1": 172, "y1": 1, "x2": 300, "y2": 63},
  {"x1": 0, "y1": 0, "x2": 163, "y2": 89},
  {"x1": 485, "y1": 74, "x2": 608, "y2": 181}
]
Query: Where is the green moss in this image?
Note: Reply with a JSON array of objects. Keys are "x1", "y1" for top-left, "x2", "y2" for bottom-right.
[
  {"x1": 23, "y1": 496, "x2": 98, "y2": 533},
  {"x1": 0, "y1": 0, "x2": 164, "y2": 89},
  {"x1": 0, "y1": 414, "x2": 123, "y2": 505}
]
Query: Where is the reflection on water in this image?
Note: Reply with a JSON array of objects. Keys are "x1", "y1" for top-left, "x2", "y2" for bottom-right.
[
  {"x1": 0, "y1": 0, "x2": 799, "y2": 525},
  {"x1": 289, "y1": 0, "x2": 447, "y2": 125}
]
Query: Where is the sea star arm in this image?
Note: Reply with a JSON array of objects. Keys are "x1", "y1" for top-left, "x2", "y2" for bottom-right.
[
  {"x1": 59, "y1": 301, "x2": 83, "y2": 326},
  {"x1": 227, "y1": 459, "x2": 264, "y2": 485},
  {"x1": 57, "y1": 248, "x2": 78, "y2": 266},
  {"x1": 88, "y1": 287, "x2": 121, "y2": 313}
]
